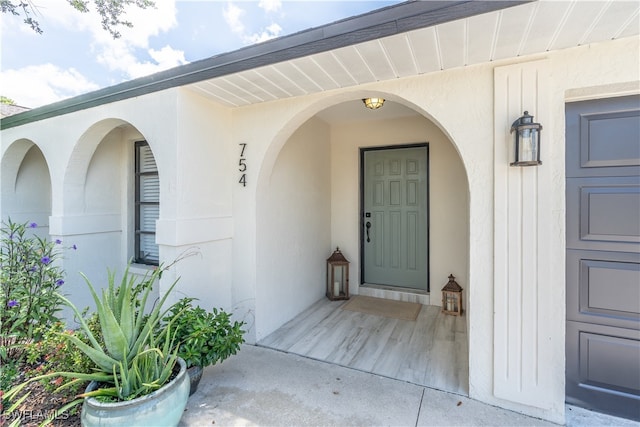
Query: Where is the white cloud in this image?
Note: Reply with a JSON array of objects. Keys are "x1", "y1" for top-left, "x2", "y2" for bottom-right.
[
  {"x1": 0, "y1": 0, "x2": 189, "y2": 108},
  {"x1": 89, "y1": 0, "x2": 189, "y2": 78},
  {"x1": 112, "y1": 0, "x2": 179, "y2": 47},
  {"x1": 0, "y1": 64, "x2": 100, "y2": 108},
  {"x1": 245, "y1": 23, "x2": 282, "y2": 44},
  {"x1": 26, "y1": 2, "x2": 184, "y2": 75},
  {"x1": 223, "y1": 2, "x2": 246, "y2": 36},
  {"x1": 149, "y1": 46, "x2": 188, "y2": 68},
  {"x1": 224, "y1": 1, "x2": 282, "y2": 45},
  {"x1": 258, "y1": 0, "x2": 282, "y2": 14},
  {"x1": 96, "y1": 38, "x2": 188, "y2": 80},
  {"x1": 121, "y1": 45, "x2": 188, "y2": 79}
]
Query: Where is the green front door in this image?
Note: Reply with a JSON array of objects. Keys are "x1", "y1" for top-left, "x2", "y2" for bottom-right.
[{"x1": 362, "y1": 146, "x2": 429, "y2": 291}]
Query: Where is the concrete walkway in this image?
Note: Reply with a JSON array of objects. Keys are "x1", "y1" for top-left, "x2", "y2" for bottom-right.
[{"x1": 179, "y1": 345, "x2": 637, "y2": 427}]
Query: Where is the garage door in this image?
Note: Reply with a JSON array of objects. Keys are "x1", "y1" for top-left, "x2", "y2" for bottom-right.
[{"x1": 565, "y1": 95, "x2": 640, "y2": 421}]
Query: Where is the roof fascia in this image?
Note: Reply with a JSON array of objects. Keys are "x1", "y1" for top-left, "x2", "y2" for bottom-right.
[{"x1": 1, "y1": 0, "x2": 529, "y2": 130}]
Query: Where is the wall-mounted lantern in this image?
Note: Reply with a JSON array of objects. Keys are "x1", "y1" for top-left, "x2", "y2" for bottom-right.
[
  {"x1": 362, "y1": 97, "x2": 385, "y2": 110},
  {"x1": 441, "y1": 274, "x2": 463, "y2": 316},
  {"x1": 326, "y1": 247, "x2": 350, "y2": 301},
  {"x1": 510, "y1": 111, "x2": 542, "y2": 166}
]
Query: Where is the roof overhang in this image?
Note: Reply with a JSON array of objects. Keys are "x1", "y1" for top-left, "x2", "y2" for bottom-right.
[
  {"x1": 0, "y1": 1, "x2": 528, "y2": 130},
  {"x1": 2, "y1": 0, "x2": 639, "y2": 130}
]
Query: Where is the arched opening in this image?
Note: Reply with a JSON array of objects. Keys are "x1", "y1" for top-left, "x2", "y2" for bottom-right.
[
  {"x1": 60, "y1": 119, "x2": 160, "y2": 313},
  {"x1": 1, "y1": 140, "x2": 51, "y2": 237},
  {"x1": 255, "y1": 96, "x2": 470, "y2": 394}
]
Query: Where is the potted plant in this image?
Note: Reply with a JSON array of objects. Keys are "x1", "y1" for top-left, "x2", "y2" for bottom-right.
[
  {"x1": 162, "y1": 297, "x2": 245, "y2": 395},
  {"x1": 5, "y1": 264, "x2": 190, "y2": 427}
]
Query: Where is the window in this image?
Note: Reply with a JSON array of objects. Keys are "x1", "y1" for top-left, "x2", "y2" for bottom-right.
[{"x1": 135, "y1": 141, "x2": 159, "y2": 265}]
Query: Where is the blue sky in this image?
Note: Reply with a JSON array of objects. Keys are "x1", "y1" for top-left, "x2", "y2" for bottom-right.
[{"x1": 1, "y1": 0, "x2": 401, "y2": 109}]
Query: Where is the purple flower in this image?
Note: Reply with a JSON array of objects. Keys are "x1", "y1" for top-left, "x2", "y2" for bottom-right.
[
  {"x1": 29, "y1": 222, "x2": 37, "y2": 228},
  {"x1": 7, "y1": 300, "x2": 19, "y2": 308},
  {"x1": 55, "y1": 279, "x2": 64, "y2": 286},
  {"x1": 72, "y1": 244, "x2": 77, "y2": 250},
  {"x1": 41, "y1": 256, "x2": 51, "y2": 265},
  {"x1": 55, "y1": 239, "x2": 62, "y2": 244},
  {"x1": 29, "y1": 265, "x2": 37, "y2": 272}
]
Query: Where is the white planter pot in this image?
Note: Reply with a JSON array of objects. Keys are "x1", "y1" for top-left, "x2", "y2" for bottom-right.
[{"x1": 81, "y1": 358, "x2": 189, "y2": 427}]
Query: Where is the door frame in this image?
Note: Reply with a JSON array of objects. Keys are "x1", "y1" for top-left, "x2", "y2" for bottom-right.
[{"x1": 359, "y1": 142, "x2": 430, "y2": 292}]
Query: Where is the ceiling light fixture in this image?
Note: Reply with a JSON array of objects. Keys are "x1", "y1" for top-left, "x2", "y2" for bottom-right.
[{"x1": 362, "y1": 98, "x2": 385, "y2": 110}]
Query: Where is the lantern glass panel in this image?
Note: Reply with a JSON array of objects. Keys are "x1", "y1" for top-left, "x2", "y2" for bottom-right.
[
  {"x1": 335, "y1": 265, "x2": 343, "y2": 296},
  {"x1": 517, "y1": 128, "x2": 539, "y2": 163}
]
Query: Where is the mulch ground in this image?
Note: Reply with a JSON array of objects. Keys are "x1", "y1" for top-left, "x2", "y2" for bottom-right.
[{"x1": 2, "y1": 367, "x2": 82, "y2": 427}]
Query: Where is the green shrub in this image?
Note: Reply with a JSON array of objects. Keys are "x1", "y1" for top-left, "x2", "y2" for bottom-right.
[
  {"x1": 0, "y1": 219, "x2": 74, "y2": 361},
  {"x1": 0, "y1": 358, "x2": 19, "y2": 394},
  {"x1": 24, "y1": 317, "x2": 100, "y2": 396},
  {"x1": 163, "y1": 298, "x2": 245, "y2": 369}
]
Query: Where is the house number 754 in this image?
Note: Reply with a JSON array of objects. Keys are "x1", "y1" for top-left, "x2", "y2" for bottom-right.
[{"x1": 238, "y1": 143, "x2": 247, "y2": 187}]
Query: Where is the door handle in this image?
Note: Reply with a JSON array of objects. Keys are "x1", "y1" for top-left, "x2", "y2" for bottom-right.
[{"x1": 365, "y1": 221, "x2": 371, "y2": 243}]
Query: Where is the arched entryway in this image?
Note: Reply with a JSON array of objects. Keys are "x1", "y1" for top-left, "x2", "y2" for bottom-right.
[{"x1": 255, "y1": 96, "x2": 470, "y2": 394}]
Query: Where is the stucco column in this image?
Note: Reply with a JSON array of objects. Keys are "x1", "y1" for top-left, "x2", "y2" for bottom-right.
[{"x1": 493, "y1": 59, "x2": 564, "y2": 424}]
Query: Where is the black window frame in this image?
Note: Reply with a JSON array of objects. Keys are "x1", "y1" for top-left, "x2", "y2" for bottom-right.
[{"x1": 134, "y1": 140, "x2": 159, "y2": 266}]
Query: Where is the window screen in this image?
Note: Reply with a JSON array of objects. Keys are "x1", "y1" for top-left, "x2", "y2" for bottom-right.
[{"x1": 135, "y1": 141, "x2": 159, "y2": 265}]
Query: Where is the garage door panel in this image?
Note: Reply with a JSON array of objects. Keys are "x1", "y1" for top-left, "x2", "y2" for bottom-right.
[
  {"x1": 582, "y1": 260, "x2": 640, "y2": 315},
  {"x1": 566, "y1": 177, "x2": 640, "y2": 253},
  {"x1": 566, "y1": 321, "x2": 640, "y2": 420},
  {"x1": 566, "y1": 95, "x2": 640, "y2": 178},
  {"x1": 567, "y1": 250, "x2": 640, "y2": 328},
  {"x1": 579, "y1": 111, "x2": 640, "y2": 169},
  {"x1": 578, "y1": 332, "x2": 640, "y2": 395},
  {"x1": 580, "y1": 186, "x2": 640, "y2": 244}
]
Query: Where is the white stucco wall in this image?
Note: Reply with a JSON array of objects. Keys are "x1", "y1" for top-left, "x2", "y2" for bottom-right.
[
  {"x1": 1, "y1": 32, "x2": 638, "y2": 424},
  {"x1": 157, "y1": 90, "x2": 235, "y2": 313},
  {"x1": 256, "y1": 117, "x2": 331, "y2": 338}
]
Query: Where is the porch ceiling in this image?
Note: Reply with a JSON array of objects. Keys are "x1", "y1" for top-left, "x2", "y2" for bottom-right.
[{"x1": 186, "y1": 0, "x2": 639, "y2": 116}]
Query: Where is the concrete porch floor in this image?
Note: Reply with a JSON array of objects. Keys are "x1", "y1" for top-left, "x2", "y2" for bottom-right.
[
  {"x1": 178, "y1": 344, "x2": 637, "y2": 426},
  {"x1": 257, "y1": 298, "x2": 468, "y2": 395}
]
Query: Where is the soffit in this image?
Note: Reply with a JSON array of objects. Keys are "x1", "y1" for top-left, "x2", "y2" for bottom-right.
[
  {"x1": 2, "y1": 0, "x2": 638, "y2": 130},
  {"x1": 186, "y1": 1, "x2": 640, "y2": 109}
]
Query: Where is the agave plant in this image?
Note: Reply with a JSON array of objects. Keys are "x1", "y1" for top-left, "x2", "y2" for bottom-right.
[{"x1": 4, "y1": 263, "x2": 183, "y2": 414}]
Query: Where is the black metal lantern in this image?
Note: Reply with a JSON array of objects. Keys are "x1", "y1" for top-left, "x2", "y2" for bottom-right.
[
  {"x1": 510, "y1": 111, "x2": 542, "y2": 166},
  {"x1": 326, "y1": 247, "x2": 350, "y2": 301},
  {"x1": 441, "y1": 274, "x2": 463, "y2": 316}
]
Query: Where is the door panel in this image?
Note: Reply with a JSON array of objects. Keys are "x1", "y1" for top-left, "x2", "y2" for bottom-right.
[
  {"x1": 566, "y1": 95, "x2": 640, "y2": 421},
  {"x1": 566, "y1": 321, "x2": 640, "y2": 416},
  {"x1": 566, "y1": 249, "x2": 640, "y2": 330},
  {"x1": 566, "y1": 177, "x2": 640, "y2": 252},
  {"x1": 566, "y1": 95, "x2": 640, "y2": 178},
  {"x1": 362, "y1": 146, "x2": 428, "y2": 290}
]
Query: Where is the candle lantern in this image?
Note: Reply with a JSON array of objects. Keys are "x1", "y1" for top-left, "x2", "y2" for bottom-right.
[
  {"x1": 441, "y1": 274, "x2": 463, "y2": 316},
  {"x1": 326, "y1": 247, "x2": 350, "y2": 301}
]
